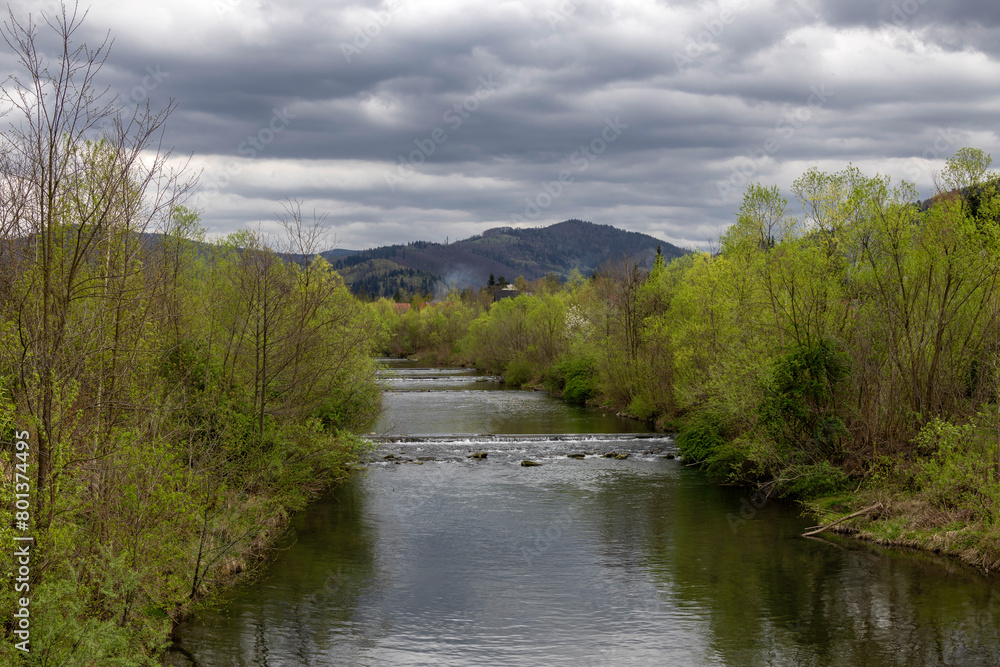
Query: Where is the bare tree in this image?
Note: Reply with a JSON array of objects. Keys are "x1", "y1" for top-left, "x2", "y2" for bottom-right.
[{"x1": 0, "y1": 2, "x2": 191, "y2": 526}]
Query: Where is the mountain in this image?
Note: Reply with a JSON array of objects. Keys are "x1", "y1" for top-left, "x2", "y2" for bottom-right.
[
  {"x1": 322, "y1": 248, "x2": 359, "y2": 258},
  {"x1": 322, "y1": 219, "x2": 689, "y2": 299},
  {"x1": 918, "y1": 177, "x2": 1000, "y2": 216}
]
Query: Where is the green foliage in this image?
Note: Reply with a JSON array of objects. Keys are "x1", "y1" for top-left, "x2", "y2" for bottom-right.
[
  {"x1": 626, "y1": 393, "x2": 657, "y2": 421},
  {"x1": 544, "y1": 355, "x2": 598, "y2": 404},
  {"x1": 914, "y1": 412, "x2": 1000, "y2": 517},
  {"x1": 676, "y1": 417, "x2": 765, "y2": 483},
  {"x1": 675, "y1": 415, "x2": 728, "y2": 464},
  {"x1": 779, "y1": 461, "x2": 850, "y2": 499},
  {"x1": 504, "y1": 354, "x2": 534, "y2": 388},
  {"x1": 0, "y1": 205, "x2": 381, "y2": 661},
  {"x1": 462, "y1": 294, "x2": 567, "y2": 382},
  {"x1": 758, "y1": 340, "x2": 849, "y2": 456},
  {"x1": 29, "y1": 569, "x2": 168, "y2": 666},
  {"x1": 704, "y1": 438, "x2": 765, "y2": 484},
  {"x1": 374, "y1": 293, "x2": 484, "y2": 362},
  {"x1": 0, "y1": 7, "x2": 389, "y2": 661}
]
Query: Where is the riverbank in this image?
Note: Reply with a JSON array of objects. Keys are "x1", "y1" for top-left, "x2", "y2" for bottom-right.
[
  {"x1": 167, "y1": 457, "x2": 365, "y2": 624},
  {"x1": 375, "y1": 149, "x2": 1000, "y2": 578},
  {"x1": 162, "y1": 456, "x2": 369, "y2": 664},
  {"x1": 393, "y1": 346, "x2": 1000, "y2": 577},
  {"x1": 558, "y1": 376, "x2": 1000, "y2": 577},
  {"x1": 802, "y1": 491, "x2": 1000, "y2": 574},
  {"x1": 671, "y1": 417, "x2": 1000, "y2": 576},
  {"x1": 170, "y1": 364, "x2": 1000, "y2": 665}
]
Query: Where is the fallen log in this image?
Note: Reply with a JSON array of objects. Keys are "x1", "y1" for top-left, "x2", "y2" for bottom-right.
[{"x1": 802, "y1": 503, "x2": 882, "y2": 537}]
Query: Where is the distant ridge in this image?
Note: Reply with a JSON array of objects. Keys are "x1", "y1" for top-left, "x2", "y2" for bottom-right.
[{"x1": 322, "y1": 219, "x2": 688, "y2": 298}]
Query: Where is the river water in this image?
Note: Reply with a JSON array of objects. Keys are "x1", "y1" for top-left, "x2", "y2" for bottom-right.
[{"x1": 169, "y1": 364, "x2": 1000, "y2": 666}]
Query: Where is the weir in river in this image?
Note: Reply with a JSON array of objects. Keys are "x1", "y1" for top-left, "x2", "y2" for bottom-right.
[{"x1": 168, "y1": 363, "x2": 1000, "y2": 666}]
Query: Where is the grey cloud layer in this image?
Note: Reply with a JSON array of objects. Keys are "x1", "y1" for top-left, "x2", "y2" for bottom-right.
[{"x1": 15, "y1": 0, "x2": 996, "y2": 249}]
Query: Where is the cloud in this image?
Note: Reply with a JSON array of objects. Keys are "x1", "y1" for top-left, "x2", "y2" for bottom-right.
[{"x1": 4, "y1": 0, "x2": 998, "y2": 250}]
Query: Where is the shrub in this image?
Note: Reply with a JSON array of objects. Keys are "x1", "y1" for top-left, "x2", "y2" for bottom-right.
[
  {"x1": 675, "y1": 415, "x2": 727, "y2": 463},
  {"x1": 544, "y1": 355, "x2": 598, "y2": 403},
  {"x1": 701, "y1": 437, "x2": 756, "y2": 483},
  {"x1": 914, "y1": 414, "x2": 1000, "y2": 516},
  {"x1": 758, "y1": 339, "x2": 849, "y2": 456},
  {"x1": 626, "y1": 393, "x2": 657, "y2": 421},
  {"x1": 778, "y1": 461, "x2": 850, "y2": 499},
  {"x1": 504, "y1": 354, "x2": 534, "y2": 387}
]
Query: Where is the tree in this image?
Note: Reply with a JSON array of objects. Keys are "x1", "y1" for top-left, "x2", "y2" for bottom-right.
[
  {"x1": 940, "y1": 147, "x2": 1000, "y2": 233},
  {"x1": 0, "y1": 1, "x2": 190, "y2": 526}
]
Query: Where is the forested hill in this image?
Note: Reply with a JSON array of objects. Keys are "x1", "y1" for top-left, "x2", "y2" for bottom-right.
[{"x1": 323, "y1": 219, "x2": 688, "y2": 298}]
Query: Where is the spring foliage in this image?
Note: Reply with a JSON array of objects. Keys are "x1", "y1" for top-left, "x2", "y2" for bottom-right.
[
  {"x1": 0, "y1": 7, "x2": 381, "y2": 662},
  {"x1": 382, "y1": 150, "x2": 1000, "y2": 511}
]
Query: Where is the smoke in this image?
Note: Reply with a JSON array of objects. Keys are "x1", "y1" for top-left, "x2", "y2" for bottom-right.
[{"x1": 434, "y1": 264, "x2": 480, "y2": 300}]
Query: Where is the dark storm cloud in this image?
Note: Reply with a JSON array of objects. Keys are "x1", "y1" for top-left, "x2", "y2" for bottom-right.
[
  {"x1": 816, "y1": 0, "x2": 1000, "y2": 29},
  {"x1": 3, "y1": 0, "x2": 997, "y2": 250},
  {"x1": 812, "y1": 0, "x2": 1000, "y2": 57}
]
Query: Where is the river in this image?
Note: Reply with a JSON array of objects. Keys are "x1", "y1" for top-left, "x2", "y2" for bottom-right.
[{"x1": 168, "y1": 363, "x2": 1000, "y2": 666}]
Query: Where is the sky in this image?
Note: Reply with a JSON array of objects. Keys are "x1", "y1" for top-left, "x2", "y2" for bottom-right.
[{"x1": 4, "y1": 0, "x2": 1000, "y2": 250}]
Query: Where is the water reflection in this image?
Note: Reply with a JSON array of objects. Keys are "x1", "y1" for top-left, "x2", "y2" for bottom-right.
[
  {"x1": 594, "y1": 463, "x2": 1000, "y2": 666},
  {"x1": 169, "y1": 478, "x2": 378, "y2": 664},
  {"x1": 374, "y1": 387, "x2": 651, "y2": 436},
  {"x1": 170, "y1": 368, "x2": 1000, "y2": 666}
]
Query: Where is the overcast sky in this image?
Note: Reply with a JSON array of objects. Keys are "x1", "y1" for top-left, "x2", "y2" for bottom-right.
[{"x1": 6, "y1": 0, "x2": 1000, "y2": 250}]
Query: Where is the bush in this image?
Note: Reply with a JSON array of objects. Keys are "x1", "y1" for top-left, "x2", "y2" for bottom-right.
[
  {"x1": 677, "y1": 417, "x2": 793, "y2": 485},
  {"x1": 504, "y1": 354, "x2": 534, "y2": 387},
  {"x1": 675, "y1": 415, "x2": 727, "y2": 463},
  {"x1": 702, "y1": 437, "x2": 756, "y2": 483},
  {"x1": 545, "y1": 355, "x2": 598, "y2": 404},
  {"x1": 914, "y1": 414, "x2": 1000, "y2": 516},
  {"x1": 626, "y1": 393, "x2": 657, "y2": 421},
  {"x1": 778, "y1": 461, "x2": 850, "y2": 499},
  {"x1": 757, "y1": 339, "x2": 849, "y2": 456}
]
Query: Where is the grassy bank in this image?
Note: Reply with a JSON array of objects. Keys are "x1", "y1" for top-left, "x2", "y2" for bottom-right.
[
  {"x1": 803, "y1": 492, "x2": 1000, "y2": 573},
  {"x1": 673, "y1": 402, "x2": 1000, "y2": 573}
]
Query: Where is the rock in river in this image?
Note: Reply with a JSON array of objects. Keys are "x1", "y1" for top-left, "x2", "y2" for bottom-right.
[
  {"x1": 521, "y1": 460, "x2": 542, "y2": 467},
  {"x1": 468, "y1": 451, "x2": 488, "y2": 459}
]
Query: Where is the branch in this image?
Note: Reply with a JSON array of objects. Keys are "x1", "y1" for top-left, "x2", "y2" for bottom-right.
[{"x1": 802, "y1": 503, "x2": 882, "y2": 537}]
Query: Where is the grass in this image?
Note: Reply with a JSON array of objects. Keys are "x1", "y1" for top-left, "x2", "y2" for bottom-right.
[{"x1": 802, "y1": 489, "x2": 1000, "y2": 573}]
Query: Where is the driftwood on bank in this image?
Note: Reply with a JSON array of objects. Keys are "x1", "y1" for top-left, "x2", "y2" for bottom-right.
[{"x1": 802, "y1": 503, "x2": 883, "y2": 537}]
